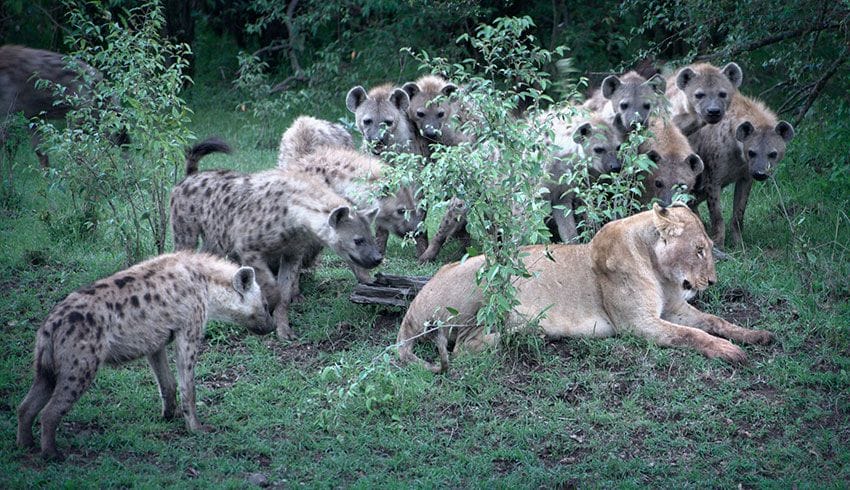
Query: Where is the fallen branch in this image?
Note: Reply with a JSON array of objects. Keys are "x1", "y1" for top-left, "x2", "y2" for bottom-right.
[{"x1": 349, "y1": 273, "x2": 431, "y2": 307}]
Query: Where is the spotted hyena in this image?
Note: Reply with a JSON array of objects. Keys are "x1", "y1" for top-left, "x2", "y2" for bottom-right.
[
  {"x1": 0, "y1": 44, "x2": 127, "y2": 168},
  {"x1": 689, "y1": 94, "x2": 794, "y2": 247},
  {"x1": 346, "y1": 83, "x2": 413, "y2": 155},
  {"x1": 281, "y1": 131, "x2": 422, "y2": 254},
  {"x1": 170, "y1": 138, "x2": 383, "y2": 340},
  {"x1": 16, "y1": 251, "x2": 273, "y2": 461},
  {"x1": 665, "y1": 62, "x2": 743, "y2": 136},
  {"x1": 639, "y1": 117, "x2": 704, "y2": 206},
  {"x1": 542, "y1": 112, "x2": 628, "y2": 242},
  {"x1": 583, "y1": 71, "x2": 666, "y2": 131},
  {"x1": 276, "y1": 115, "x2": 354, "y2": 167}
]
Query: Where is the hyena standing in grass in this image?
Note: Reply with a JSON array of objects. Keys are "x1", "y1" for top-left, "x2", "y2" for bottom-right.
[
  {"x1": 401, "y1": 75, "x2": 472, "y2": 262},
  {"x1": 665, "y1": 62, "x2": 744, "y2": 136},
  {"x1": 278, "y1": 116, "x2": 422, "y2": 254},
  {"x1": 16, "y1": 251, "x2": 273, "y2": 461},
  {"x1": 688, "y1": 94, "x2": 794, "y2": 247},
  {"x1": 0, "y1": 44, "x2": 127, "y2": 169},
  {"x1": 171, "y1": 138, "x2": 383, "y2": 340}
]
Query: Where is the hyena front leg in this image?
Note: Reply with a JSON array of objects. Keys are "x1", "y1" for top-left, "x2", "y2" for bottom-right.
[
  {"x1": 273, "y1": 254, "x2": 304, "y2": 340},
  {"x1": 146, "y1": 347, "x2": 177, "y2": 419},
  {"x1": 174, "y1": 328, "x2": 204, "y2": 432},
  {"x1": 239, "y1": 250, "x2": 281, "y2": 311},
  {"x1": 419, "y1": 198, "x2": 467, "y2": 263}
]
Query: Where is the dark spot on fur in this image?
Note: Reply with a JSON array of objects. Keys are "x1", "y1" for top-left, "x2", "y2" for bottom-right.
[
  {"x1": 144, "y1": 293, "x2": 152, "y2": 302},
  {"x1": 114, "y1": 276, "x2": 136, "y2": 288},
  {"x1": 96, "y1": 326, "x2": 103, "y2": 340},
  {"x1": 130, "y1": 296, "x2": 140, "y2": 307},
  {"x1": 67, "y1": 311, "x2": 84, "y2": 323},
  {"x1": 106, "y1": 302, "x2": 114, "y2": 311},
  {"x1": 86, "y1": 312, "x2": 95, "y2": 325}
]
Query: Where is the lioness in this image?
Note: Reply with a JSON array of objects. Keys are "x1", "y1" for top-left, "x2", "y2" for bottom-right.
[{"x1": 397, "y1": 203, "x2": 774, "y2": 372}]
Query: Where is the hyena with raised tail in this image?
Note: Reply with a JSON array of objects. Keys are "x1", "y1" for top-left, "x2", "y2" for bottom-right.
[
  {"x1": 16, "y1": 251, "x2": 273, "y2": 461},
  {"x1": 171, "y1": 138, "x2": 383, "y2": 340}
]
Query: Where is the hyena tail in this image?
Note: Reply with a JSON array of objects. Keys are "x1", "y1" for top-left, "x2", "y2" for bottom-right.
[
  {"x1": 33, "y1": 327, "x2": 57, "y2": 383},
  {"x1": 185, "y1": 137, "x2": 232, "y2": 175}
]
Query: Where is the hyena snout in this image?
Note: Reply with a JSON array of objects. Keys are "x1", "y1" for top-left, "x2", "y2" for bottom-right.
[
  {"x1": 354, "y1": 248, "x2": 384, "y2": 269},
  {"x1": 604, "y1": 155, "x2": 622, "y2": 173},
  {"x1": 247, "y1": 309, "x2": 276, "y2": 335},
  {"x1": 703, "y1": 104, "x2": 724, "y2": 124}
]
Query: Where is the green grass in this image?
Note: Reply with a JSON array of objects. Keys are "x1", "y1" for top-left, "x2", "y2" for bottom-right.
[{"x1": 1, "y1": 64, "x2": 849, "y2": 488}]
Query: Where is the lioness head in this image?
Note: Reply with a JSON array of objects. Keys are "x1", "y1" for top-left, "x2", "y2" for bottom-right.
[{"x1": 651, "y1": 203, "x2": 716, "y2": 300}]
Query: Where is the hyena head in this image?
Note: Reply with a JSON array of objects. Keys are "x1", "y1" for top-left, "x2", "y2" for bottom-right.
[
  {"x1": 327, "y1": 205, "x2": 384, "y2": 269},
  {"x1": 214, "y1": 266, "x2": 275, "y2": 335},
  {"x1": 572, "y1": 116, "x2": 627, "y2": 175},
  {"x1": 346, "y1": 84, "x2": 411, "y2": 154},
  {"x1": 402, "y1": 75, "x2": 459, "y2": 142},
  {"x1": 601, "y1": 72, "x2": 665, "y2": 130},
  {"x1": 643, "y1": 150, "x2": 704, "y2": 206},
  {"x1": 735, "y1": 120, "x2": 794, "y2": 181},
  {"x1": 376, "y1": 185, "x2": 423, "y2": 237},
  {"x1": 676, "y1": 62, "x2": 743, "y2": 125}
]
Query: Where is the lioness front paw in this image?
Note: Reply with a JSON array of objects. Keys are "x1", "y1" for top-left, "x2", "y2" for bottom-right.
[
  {"x1": 746, "y1": 329, "x2": 775, "y2": 345},
  {"x1": 704, "y1": 339, "x2": 747, "y2": 364}
]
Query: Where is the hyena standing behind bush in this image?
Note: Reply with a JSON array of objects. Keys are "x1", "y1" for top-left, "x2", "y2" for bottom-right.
[
  {"x1": 16, "y1": 252, "x2": 274, "y2": 461},
  {"x1": 0, "y1": 44, "x2": 127, "y2": 168},
  {"x1": 171, "y1": 138, "x2": 384, "y2": 340},
  {"x1": 346, "y1": 84, "x2": 413, "y2": 155}
]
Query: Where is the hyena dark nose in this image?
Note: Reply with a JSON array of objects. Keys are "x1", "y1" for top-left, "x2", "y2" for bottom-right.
[
  {"x1": 706, "y1": 107, "x2": 721, "y2": 117},
  {"x1": 752, "y1": 171, "x2": 769, "y2": 181},
  {"x1": 708, "y1": 278, "x2": 716, "y2": 286}
]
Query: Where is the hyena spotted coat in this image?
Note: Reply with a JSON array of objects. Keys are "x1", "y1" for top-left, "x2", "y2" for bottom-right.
[
  {"x1": 583, "y1": 71, "x2": 666, "y2": 131},
  {"x1": 276, "y1": 115, "x2": 354, "y2": 167},
  {"x1": 346, "y1": 84, "x2": 413, "y2": 155},
  {"x1": 665, "y1": 62, "x2": 743, "y2": 137},
  {"x1": 170, "y1": 138, "x2": 383, "y2": 340},
  {"x1": 16, "y1": 251, "x2": 273, "y2": 461},
  {"x1": 278, "y1": 130, "x2": 422, "y2": 253},
  {"x1": 688, "y1": 94, "x2": 794, "y2": 247}
]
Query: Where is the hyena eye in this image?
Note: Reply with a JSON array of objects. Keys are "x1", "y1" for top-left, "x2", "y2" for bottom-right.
[
  {"x1": 396, "y1": 208, "x2": 406, "y2": 215},
  {"x1": 768, "y1": 151, "x2": 778, "y2": 159},
  {"x1": 748, "y1": 150, "x2": 757, "y2": 158},
  {"x1": 383, "y1": 120, "x2": 393, "y2": 127},
  {"x1": 416, "y1": 110, "x2": 425, "y2": 118},
  {"x1": 619, "y1": 102, "x2": 629, "y2": 110},
  {"x1": 694, "y1": 92, "x2": 705, "y2": 100},
  {"x1": 718, "y1": 91, "x2": 727, "y2": 98},
  {"x1": 593, "y1": 147, "x2": 606, "y2": 155},
  {"x1": 354, "y1": 238, "x2": 366, "y2": 246},
  {"x1": 643, "y1": 102, "x2": 651, "y2": 110},
  {"x1": 655, "y1": 180, "x2": 664, "y2": 189},
  {"x1": 437, "y1": 111, "x2": 445, "y2": 118},
  {"x1": 363, "y1": 118, "x2": 373, "y2": 126}
]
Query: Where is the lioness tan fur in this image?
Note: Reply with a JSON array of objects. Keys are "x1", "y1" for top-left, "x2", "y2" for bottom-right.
[{"x1": 397, "y1": 203, "x2": 774, "y2": 373}]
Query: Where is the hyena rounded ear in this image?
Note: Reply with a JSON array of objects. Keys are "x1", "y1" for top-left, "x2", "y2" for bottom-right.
[
  {"x1": 601, "y1": 75, "x2": 622, "y2": 99},
  {"x1": 775, "y1": 121, "x2": 795, "y2": 142},
  {"x1": 402, "y1": 81, "x2": 420, "y2": 99},
  {"x1": 675, "y1": 67, "x2": 696, "y2": 90},
  {"x1": 361, "y1": 206, "x2": 380, "y2": 224},
  {"x1": 722, "y1": 62, "x2": 743, "y2": 88},
  {"x1": 390, "y1": 88, "x2": 410, "y2": 112},
  {"x1": 346, "y1": 86, "x2": 368, "y2": 113},
  {"x1": 441, "y1": 83, "x2": 458, "y2": 97},
  {"x1": 232, "y1": 266, "x2": 256, "y2": 295},
  {"x1": 735, "y1": 121, "x2": 755, "y2": 142},
  {"x1": 572, "y1": 122, "x2": 593, "y2": 144},
  {"x1": 686, "y1": 153, "x2": 704, "y2": 174},
  {"x1": 329, "y1": 206, "x2": 351, "y2": 228},
  {"x1": 645, "y1": 74, "x2": 666, "y2": 95},
  {"x1": 646, "y1": 149, "x2": 662, "y2": 164}
]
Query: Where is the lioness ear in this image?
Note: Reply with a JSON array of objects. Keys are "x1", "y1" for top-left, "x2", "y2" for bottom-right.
[
  {"x1": 652, "y1": 202, "x2": 684, "y2": 239},
  {"x1": 601, "y1": 75, "x2": 621, "y2": 100},
  {"x1": 390, "y1": 88, "x2": 410, "y2": 112},
  {"x1": 346, "y1": 86, "x2": 367, "y2": 113},
  {"x1": 232, "y1": 266, "x2": 255, "y2": 295}
]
